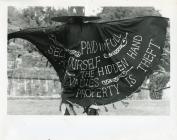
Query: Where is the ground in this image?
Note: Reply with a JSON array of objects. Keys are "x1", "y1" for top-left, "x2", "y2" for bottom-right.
[{"x1": 7, "y1": 99, "x2": 170, "y2": 115}]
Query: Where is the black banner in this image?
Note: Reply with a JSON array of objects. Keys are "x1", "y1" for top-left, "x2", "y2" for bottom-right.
[{"x1": 8, "y1": 16, "x2": 168, "y2": 107}]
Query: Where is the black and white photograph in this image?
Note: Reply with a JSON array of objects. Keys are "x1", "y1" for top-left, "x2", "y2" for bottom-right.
[
  {"x1": 0, "y1": 0, "x2": 177, "y2": 140},
  {"x1": 7, "y1": 5, "x2": 170, "y2": 115}
]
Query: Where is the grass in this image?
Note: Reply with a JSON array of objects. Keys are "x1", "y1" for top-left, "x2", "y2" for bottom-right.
[{"x1": 7, "y1": 99, "x2": 170, "y2": 115}]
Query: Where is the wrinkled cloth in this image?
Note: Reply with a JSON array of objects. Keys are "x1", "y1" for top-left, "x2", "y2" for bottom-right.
[{"x1": 8, "y1": 16, "x2": 168, "y2": 107}]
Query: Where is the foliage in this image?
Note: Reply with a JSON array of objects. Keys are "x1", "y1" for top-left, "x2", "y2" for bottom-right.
[
  {"x1": 160, "y1": 27, "x2": 170, "y2": 72},
  {"x1": 8, "y1": 7, "x2": 27, "y2": 32},
  {"x1": 8, "y1": 6, "x2": 69, "y2": 52},
  {"x1": 97, "y1": 7, "x2": 161, "y2": 21},
  {"x1": 149, "y1": 72, "x2": 170, "y2": 99},
  {"x1": 8, "y1": 6, "x2": 69, "y2": 29}
]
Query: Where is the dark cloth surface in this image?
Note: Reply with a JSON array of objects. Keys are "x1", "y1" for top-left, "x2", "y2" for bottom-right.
[{"x1": 8, "y1": 16, "x2": 168, "y2": 107}]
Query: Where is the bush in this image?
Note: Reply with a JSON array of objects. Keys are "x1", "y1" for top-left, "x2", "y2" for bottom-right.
[{"x1": 149, "y1": 71, "x2": 170, "y2": 99}]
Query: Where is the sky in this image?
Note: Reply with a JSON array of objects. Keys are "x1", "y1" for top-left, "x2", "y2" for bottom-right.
[{"x1": 84, "y1": 6, "x2": 103, "y2": 16}]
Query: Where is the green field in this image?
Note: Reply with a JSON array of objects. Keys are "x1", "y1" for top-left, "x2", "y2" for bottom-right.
[{"x1": 7, "y1": 99, "x2": 170, "y2": 115}]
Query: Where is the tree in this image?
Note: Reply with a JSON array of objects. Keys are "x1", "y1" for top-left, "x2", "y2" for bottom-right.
[{"x1": 97, "y1": 7, "x2": 161, "y2": 21}]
